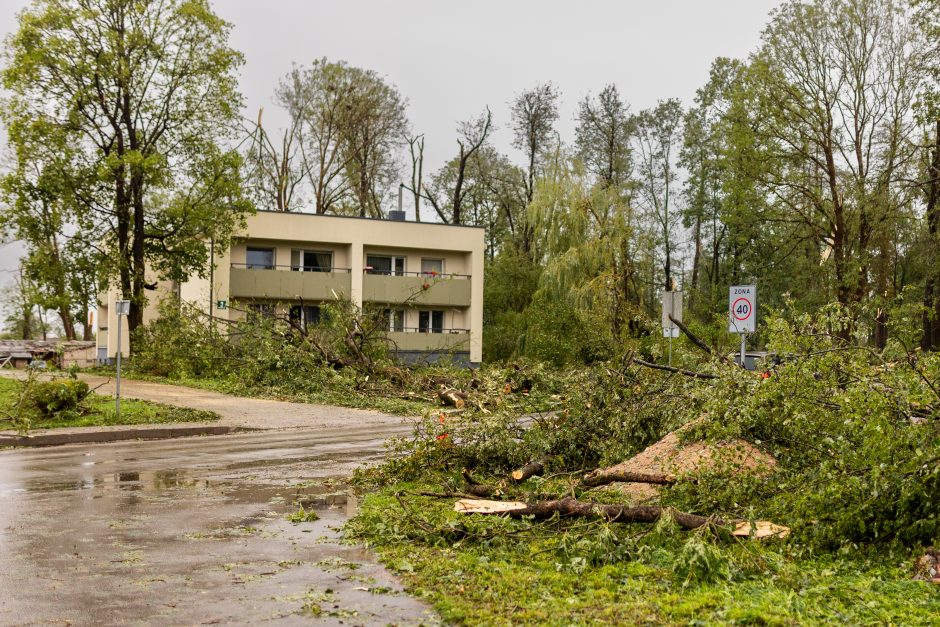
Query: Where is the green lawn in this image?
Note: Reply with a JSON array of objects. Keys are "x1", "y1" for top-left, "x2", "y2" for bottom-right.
[
  {"x1": 0, "y1": 375, "x2": 218, "y2": 431},
  {"x1": 347, "y1": 485, "x2": 940, "y2": 626}
]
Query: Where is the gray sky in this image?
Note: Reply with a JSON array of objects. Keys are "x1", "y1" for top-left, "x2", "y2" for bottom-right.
[{"x1": 0, "y1": 0, "x2": 784, "y2": 288}]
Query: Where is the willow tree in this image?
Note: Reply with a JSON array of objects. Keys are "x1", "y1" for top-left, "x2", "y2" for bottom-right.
[
  {"x1": 2, "y1": 0, "x2": 251, "y2": 337},
  {"x1": 528, "y1": 151, "x2": 653, "y2": 341}
]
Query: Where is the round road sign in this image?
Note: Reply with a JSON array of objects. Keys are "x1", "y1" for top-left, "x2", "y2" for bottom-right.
[{"x1": 732, "y1": 297, "x2": 752, "y2": 321}]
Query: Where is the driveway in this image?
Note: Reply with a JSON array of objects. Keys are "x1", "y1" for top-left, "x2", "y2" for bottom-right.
[{"x1": 0, "y1": 424, "x2": 435, "y2": 625}]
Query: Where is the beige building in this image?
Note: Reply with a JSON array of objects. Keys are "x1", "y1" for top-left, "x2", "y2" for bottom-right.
[{"x1": 98, "y1": 211, "x2": 485, "y2": 366}]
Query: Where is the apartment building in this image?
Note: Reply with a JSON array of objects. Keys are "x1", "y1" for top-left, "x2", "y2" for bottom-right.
[{"x1": 97, "y1": 211, "x2": 485, "y2": 366}]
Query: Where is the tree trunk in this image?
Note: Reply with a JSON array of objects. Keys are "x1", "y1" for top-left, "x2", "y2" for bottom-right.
[
  {"x1": 463, "y1": 496, "x2": 721, "y2": 530},
  {"x1": 923, "y1": 120, "x2": 940, "y2": 350},
  {"x1": 57, "y1": 306, "x2": 76, "y2": 341}
]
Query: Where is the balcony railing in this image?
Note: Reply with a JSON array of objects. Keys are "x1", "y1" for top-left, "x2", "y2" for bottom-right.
[
  {"x1": 388, "y1": 327, "x2": 470, "y2": 334},
  {"x1": 231, "y1": 263, "x2": 352, "y2": 273},
  {"x1": 229, "y1": 264, "x2": 352, "y2": 300},
  {"x1": 364, "y1": 269, "x2": 470, "y2": 279}
]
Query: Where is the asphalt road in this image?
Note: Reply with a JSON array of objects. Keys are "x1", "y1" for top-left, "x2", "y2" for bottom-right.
[{"x1": 0, "y1": 424, "x2": 436, "y2": 626}]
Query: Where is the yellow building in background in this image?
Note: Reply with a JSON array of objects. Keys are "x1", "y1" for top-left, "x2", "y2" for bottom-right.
[{"x1": 97, "y1": 211, "x2": 485, "y2": 366}]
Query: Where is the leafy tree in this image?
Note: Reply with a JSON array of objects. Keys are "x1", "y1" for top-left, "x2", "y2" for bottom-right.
[
  {"x1": 1, "y1": 0, "x2": 251, "y2": 337},
  {"x1": 748, "y1": 0, "x2": 926, "y2": 319},
  {"x1": 914, "y1": 0, "x2": 940, "y2": 349},
  {"x1": 1, "y1": 156, "x2": 98, "y2": 339}
]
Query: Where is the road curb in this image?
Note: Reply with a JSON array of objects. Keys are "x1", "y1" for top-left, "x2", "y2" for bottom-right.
[{"x1": 0, "y1": 425, "x2": 255, "y2": 448}]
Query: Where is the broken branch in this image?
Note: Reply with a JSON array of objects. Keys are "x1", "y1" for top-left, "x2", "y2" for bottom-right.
[
  {"x1": 511, "y1": 460, "x2": 546, "y2": 482},
  {"x1": 633, "y1": 358, "x2": 717, "y2": 380},
  {"x1": 581, "y1": 469, "x2": 676, "y2": 488}
]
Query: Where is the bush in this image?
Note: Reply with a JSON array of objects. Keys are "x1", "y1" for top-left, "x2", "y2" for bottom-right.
[{"x1": 27, "y1": 379, "x2": 90, "y2": 418}]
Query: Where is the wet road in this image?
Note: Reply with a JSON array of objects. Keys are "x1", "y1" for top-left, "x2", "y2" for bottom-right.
[{"x1": 0, "y1": 424, "x2": 436, "y2": 626}]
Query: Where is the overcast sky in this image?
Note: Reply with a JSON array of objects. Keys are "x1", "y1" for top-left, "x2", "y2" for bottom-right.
[{"x1": 0, "y1": 0, "x2": 784, "y2": 289}]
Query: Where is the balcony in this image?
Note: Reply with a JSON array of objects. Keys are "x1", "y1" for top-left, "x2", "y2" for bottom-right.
[
  {"x1": 230, "y1": 264, "x2": 352, "y2": 301},
  {"x1": 363, "y1": 272, "x2": 471, "y2": 307},
  {"x1": 387, "y1": 328, "x2": 470, "y2": 353}
]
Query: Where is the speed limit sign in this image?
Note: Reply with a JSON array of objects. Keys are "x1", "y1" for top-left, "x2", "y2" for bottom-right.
[{"x1": 728, "y1": 285, "x2": 756, "y2": 334}]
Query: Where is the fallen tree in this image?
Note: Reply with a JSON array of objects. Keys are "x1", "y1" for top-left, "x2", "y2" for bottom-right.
[
  {"x1": 455, "y1": 496, "x2": 717, "y2": 530},
  {"x1": 454, "y1": 497, "x2": 790, "y2": 538}
]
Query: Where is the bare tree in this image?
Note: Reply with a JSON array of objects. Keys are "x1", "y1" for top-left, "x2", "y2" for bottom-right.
[
  {"x1": 242, "y1": 108, "x2": 309, "y2": 212},
  {"x1": 632, "y1": 99, "x2": 684, "y2": 291},
  {"x1": 510, "y1": 82, "x2": 560, "y2": 254},
  {"x1": 575, "y1": 85, "x2": 633, "y2": 190},
  {"x1": 404, "y1": 134, "x2": 425, "y2": 221},
  {"x1": 423, "y1": 108, "x2": 494, "y2": 225}
]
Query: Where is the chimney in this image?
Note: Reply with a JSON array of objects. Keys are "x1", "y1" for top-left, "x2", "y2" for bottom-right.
[{"x1": 388, "y1": 183, "x2": 407, "y2": 220}]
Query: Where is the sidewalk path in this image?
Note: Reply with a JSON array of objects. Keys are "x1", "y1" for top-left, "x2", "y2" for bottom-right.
[
  {"x1": 0, "y1": 371, "x2": 418, "y2": 444},
  {"x1": 78, "y1": 374, "x2": 413, "y2": 430}
]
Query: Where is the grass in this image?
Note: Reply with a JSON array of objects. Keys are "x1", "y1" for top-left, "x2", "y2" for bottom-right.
[
  {"x1": 346, "y1": 484, "x2": 940, "y2": 626},
  {"x1": 0, "y1": 375, "x2": 218, "y2": 431}
]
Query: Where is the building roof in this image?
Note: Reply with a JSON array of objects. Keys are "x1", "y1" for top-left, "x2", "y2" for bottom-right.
[{"x1": 253, "y1": 209, "x2": 486, "y2": 230}]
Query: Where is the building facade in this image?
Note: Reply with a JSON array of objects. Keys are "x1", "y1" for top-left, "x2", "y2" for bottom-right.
[{"x1": 97, "y1": 211, "x2": 485, "y2": 366}]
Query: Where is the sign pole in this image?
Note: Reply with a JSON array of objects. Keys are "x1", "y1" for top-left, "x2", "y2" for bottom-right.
[
  {"x1": 728, "y1": 285, "x2": 757, "y2": 370},
  {"x1": 661, "y1": 290, "x2": 683, "y2": 368},
  {"x1": 116, "y1": 312, "x2": 122, "y2": 420},
  {"x1": 114, "y1": 300, "x2": 130, "y2": 419}
]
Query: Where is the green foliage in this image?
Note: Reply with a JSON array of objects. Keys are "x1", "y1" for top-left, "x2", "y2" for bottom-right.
[
  {"x1": 286, "y1": 507, "x2": 320, "y2": 523},
  {"x1": 1, "y1": 0, "x2": 251, "y2": 336},
  {"x1": 0, "y1": 375, "x2": 217, "y2": 431},
  {"x1": 348, "y1": 485, "x2": 940, "y2": 625},
  {"x1": 130, "y1": 298, "x2": 426, "y2": 415},
  {"x1": 521, "y1": 292, "x2": 610, "y2": 366},
  {"x1": 26, "y1": 378, "x2": 89, "y2": 418},
  {"x1": 660, "y1": 307, "x2": 940, "y2": 550}
]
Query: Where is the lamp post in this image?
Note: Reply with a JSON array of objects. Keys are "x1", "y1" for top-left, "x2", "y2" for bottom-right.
[{"x1": 115, "y1": 300, "x2": 130, "y2": 419}]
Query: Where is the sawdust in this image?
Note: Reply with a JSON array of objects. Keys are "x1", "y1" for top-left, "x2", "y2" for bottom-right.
[{"x1": 601, "y1": 421, "x2": 777, "y2": 502}]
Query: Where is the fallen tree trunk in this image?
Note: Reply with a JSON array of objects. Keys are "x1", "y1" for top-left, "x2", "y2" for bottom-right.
[
  {"x1": 456, "y1": 496, "x2": 719, "y2": 529},
  {"x1": 581, "y1": 468, "x2": 676, "y2": 488}
]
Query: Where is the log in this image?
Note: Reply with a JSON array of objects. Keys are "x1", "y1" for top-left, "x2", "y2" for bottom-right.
[
  {"x1": 454, "y1": 496, "x2": 720, "y2": 530},
  {"x1": 438, "y1": 385, "x2": 467, "y2": 408},
  {"x1": 511, "y1": 460, "x2": 545, "y2": 482},
  {"x1": 633, "y1": 358, "x2": 717, "y2": 380},
  {"x1": 581, "y1": 468, "x2": 677, "y2": 488},
  {"x1": 462, "y1": 469, "x2": 499, "y2": 497}
]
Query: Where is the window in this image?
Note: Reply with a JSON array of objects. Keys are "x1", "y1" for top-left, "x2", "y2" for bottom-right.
[
  {"x1": 421, "y1": 258, "x2": 444, "y2": 276},
  {"x1": 366, "y1": 255, "x2": 406, "y2": 276},
  {"x1": 289, "y1": 305, "x2": 321, "y2": 329},
  {"x1": 383, "y1": 308, "x2": 405, "y2": 332},
  {"x1": 246, "y1": 247, "x2": 275, "y2": 270},
  {"x1": 247, "y1": 303, "x2": 274, "y2": 322},
  {"x1": 291, "y1": 250, "x2": 332, "y2": 272},
  {"x1": 419, "y1": 310, "x2": 444, "y2": 334}
]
